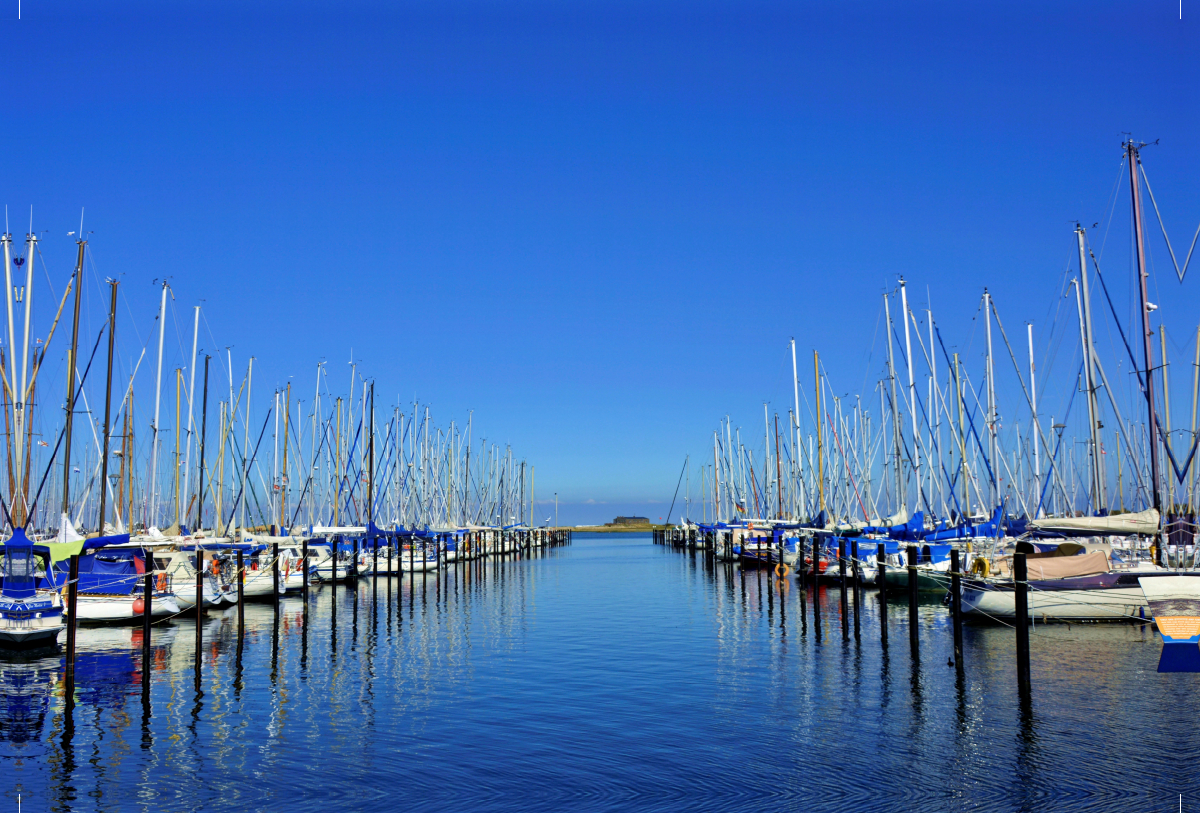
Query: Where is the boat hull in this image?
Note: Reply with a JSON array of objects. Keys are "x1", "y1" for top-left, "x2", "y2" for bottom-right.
[
  {"x1": 0, "y1": 625, "x2": 64, "y2": 648},
  {"x1": 72, "y1": 594, "x2": 183, "y2": 623},
  {"x1": 957, "y1": 571, "x2": 1186, "y2": 621},
  {"x1": 882, "y1": 569, "x2": 948, "y2": 594}
]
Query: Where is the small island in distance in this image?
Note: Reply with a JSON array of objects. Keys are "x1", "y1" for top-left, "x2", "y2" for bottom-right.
[{"x1": 565, "y1": 516, "x2": 667, "y2": 532}]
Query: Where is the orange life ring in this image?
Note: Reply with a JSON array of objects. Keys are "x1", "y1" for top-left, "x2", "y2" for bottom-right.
[
  {"x1": 156, "y1": 572, "x2": 167, "y2": 592},
  {"x1": 211, "y1": 558, "x2": 221, "y2": 576}
]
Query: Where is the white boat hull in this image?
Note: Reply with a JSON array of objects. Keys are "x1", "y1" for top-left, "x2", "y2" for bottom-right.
[
  {"x1": 961, "y1": 584, "x2": 1148, "y2": 621},
  {"x1": 72, "y1": 593, "x2": 182, "y2": 623}
]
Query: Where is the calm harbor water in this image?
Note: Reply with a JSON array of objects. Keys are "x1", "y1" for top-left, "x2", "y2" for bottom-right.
[{"x1": 2, "y1": 532, "x2": 1195, "y2": 812}]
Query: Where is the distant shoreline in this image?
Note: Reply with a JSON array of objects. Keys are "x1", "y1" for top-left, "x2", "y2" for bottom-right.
[{"x1": 563, "y1": 525, "x2": 668, "y2": 533}]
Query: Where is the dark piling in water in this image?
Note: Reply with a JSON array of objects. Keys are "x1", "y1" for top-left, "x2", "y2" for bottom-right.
[
  {"x1": 907, "y1": 545, "x2": 918, "y2": 651},
  {"x1": 236, "y1": 550, "x2": 245, "y2": 635},
  {"x1": 1014, "y1": 552, "x2": 1031, "y2": 698},
  {"x1": 142, "y1": 572, "x2": 152, "y2": 697},
  {"x1": 839, "y1": 538, "x2": 848, "y2": 641},
  {"x1": 950, "y1": 549, "x2": 963, "y2": 668},
  {"x1": 876, "y1": 543, "x2": 887, "y2": 647},
  {"x1": 65, "y1": 553, "x2": 79, "y2": 704},
  {"x1": 195, "y1": 550, "x2": 204, "y2": 684}
]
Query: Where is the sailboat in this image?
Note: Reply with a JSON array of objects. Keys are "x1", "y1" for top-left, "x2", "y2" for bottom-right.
[{"x1": 0, "y1": 528, "x2": 64, "y2": 648}]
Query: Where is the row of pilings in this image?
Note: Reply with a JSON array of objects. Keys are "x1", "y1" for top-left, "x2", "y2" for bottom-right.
[
  {"x1": 653, "y1": 526, "x2": 1035, "y2": 704},
  {"x1": 60, "y1": 527, "x2": 574, "y2": 720}
]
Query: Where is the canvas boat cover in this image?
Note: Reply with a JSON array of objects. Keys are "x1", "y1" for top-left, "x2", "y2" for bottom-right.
[
  {"x1": 1028, "y1": 508, "x2": 1160, "y2": 536},
  {"x1": 1024, "y1": 550, "x2": 1110, "y2": 580}
]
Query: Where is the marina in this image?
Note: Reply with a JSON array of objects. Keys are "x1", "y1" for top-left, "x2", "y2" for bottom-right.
[
  {"x1": 6, "y1": 1, "x2": 1197, "y2": 809},
  {"x1": 4, "y1": 532, "x2": 1199, "y2": 811}
]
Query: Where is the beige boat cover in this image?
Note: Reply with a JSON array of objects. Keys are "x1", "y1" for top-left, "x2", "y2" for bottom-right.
[
  {"x1": 1028, "y1": 508, "x2": 1160, "y2": 536},
  {"x1": 1025, "y1": 550, "x2": 1110, "y2": 580}
]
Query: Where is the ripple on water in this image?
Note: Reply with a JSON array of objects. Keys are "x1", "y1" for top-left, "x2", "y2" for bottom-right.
[{"x1": 0, "y1": 534, "x2": 1194, "y2": 812}]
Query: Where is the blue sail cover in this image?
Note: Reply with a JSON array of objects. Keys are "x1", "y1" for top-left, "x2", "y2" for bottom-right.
[
  {"x1": 861, "y1": 511, "x2": 926, "y2": 541},
  {"x1": 920, "y1": 544, "x2": 953, "y2": 564},
  {"x1": 924, "y1": 503, "x2": 1006, "y2": 541},
  {"x1": 52, "y1": 549, "x2": 146, "y2": 595}
]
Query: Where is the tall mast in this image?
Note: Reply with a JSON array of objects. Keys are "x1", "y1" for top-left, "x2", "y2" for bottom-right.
[
  {"x1": 180, "y1": 306, "x2": 200, "y2": 516},
  {"x1": 60, "y1": 237, "x2": 86, "y2": 523},
  {"x1": 272, "y1": 389, "x2": 280, "y2": 526},
  {"x1": 280, "y1": 382, "x2": 291, "y2": 530},
  {"x1": 367, "y1": 382, "x2": 375, "y2": 528},
  {"x1": 1128, "y1": 140, "x2": 1163, "y2": 551},
  {"x1": 763, "y1": 402, "x2": 771, "y2": 514},
  {"x1": 954, "y1": 353, "x2": 969, "y2": 515},
  {"x1": 984, "y1": 289, "x2": 998, "y2": 508},
  {"x1": 1028, "y1": 324, "x2": 1042, "y2": 517},
  {"x1": 96, "y1": 281, "x2": 118, "y2": 534},
  {"x1": 712, "y1": 432, "x2": 721, "y2": 523},
  {"x1": 814, "y1": 350, "x2": 825, "y2": 514},
  {"x1": 194, "y1": 356, "x2": 210, "y2": 531},
  {"x1": 790, "y1": 338, "x2": 803, "y2": 509},
  {"x1": 1073, "y1": 274, "x2": 1101, "y2": 514},
  {"x1": 174, "y1": 368, "x2": 182, "y2": 527},
  {"x1": 1, "y1": 233, "x2": 14, "y2": 521},
  {"x1": 1077, "y1": 226, "x2": 1104, "y2": 512},
  {"x1": 149, "y1": 281, "x2": 168, "y2": 529},
  {"x1": 900, "y1": 279, "x2": 920, "y2": 510},
  {"x1": 1161, "y1": 327, "x2": 1172, "y2": 511},
  {"x1": 774, "y1": 413, "x2": 783, "y2": 519},
  {"x1": 9, "y1": 229, "x2": 37, "y2": 525},
  {"x1": 883, "y1": 292, "x2": 903, "y2": 513},
  {"x1": 240, "y1": 358, "x2": 254, "y2": 532}
]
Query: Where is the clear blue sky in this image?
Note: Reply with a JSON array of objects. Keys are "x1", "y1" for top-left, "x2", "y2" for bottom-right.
[{"x1": 6, "y1": 0, "x2": 1196, "y2": 524}]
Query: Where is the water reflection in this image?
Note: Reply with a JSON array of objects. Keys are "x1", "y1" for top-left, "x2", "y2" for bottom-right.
[{"x1": 0, "y1": 536, "x2": 1193, "y2": 812}]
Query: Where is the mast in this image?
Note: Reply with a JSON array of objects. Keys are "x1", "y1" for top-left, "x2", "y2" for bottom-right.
[
  {"x1": 334, "y1": 397, "x2": 342, "y2": 526},
  {"x1": 763, "y1": 402, "x2": 771, "y2": 515},
  {"x1": 1128, "y1": 140, "x2": 1163, "y2": 556},
  {"x1": 900, "y1": 279, "x2": 920, "y2": 509},
  {"x1": 117, "y1": 395, "x2": 129, "y2": 531},
  {"x1": 883, "y1": 292, "x2": 903, "y2": 513},
  {"x1": 174, "y1": 369, "x2": 182, "y2": 527},
  {"x1": 180, "y1": 306, "x2": 200, "y2": 516},
  {"x1": 1073, "y1": 273, "x2": 1102, "y2": 514},
  {"x1": 194, "y1": 356, "x2": 210, "y2": 531},
  {"x1": 712, "y1": 431, "x2": 722, "y2": 523},
  {"x1": 954, "y1": 353, "x2": 969, "y2": 515},
  {"x1": 814, "y1": 350, "x2": 825, "y2": 514},
  {"x1": 1161, "y1": 327, "x2": 1172, "y2": 512},
  {"x1": 774, "y1": 413, "x2": 783, "y2": 519},
  {"x1": 1028, "y1": 323, "x2": 1041, "y2": 516},
  {"x1": 60, "y1": 237, "x2": 86, "y2": 523},
  {"x1": 367, "y1": 382, "x2": 375, "y2": 528},
  {"x1": 281, "y1": 382, "x2": 291, "y2": 529},
  {"x1": 241, "y1": 358, "x2": 254, "y2": 532},
  {"x1": 272, "y1": 390, "x2": 280, "y2": 527},
  {"x1": 96, "y1": 281, "x2": 118, "y2": 534},
  {"x1": 149, "y1": 281, "x2": 168, "y2": 529},
  {"x1": 790, "y1": 338, "x2": 803, "y2": 510},
  {"x1": 1077, "y1": 226, "x2": 1105, "y2": 511},
  {"x1": 984, "y1": 289, "x2": 998, "y2": 508}
]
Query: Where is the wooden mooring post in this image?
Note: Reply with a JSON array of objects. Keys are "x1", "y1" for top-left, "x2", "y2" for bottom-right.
[
  {"x1": 950, "y1": 549, "x2": 964, "y2": 668},
  {"x1": 1014, "y1": 552, "x2": 1031, "y2": 698},
  {"x1": 141, "y1": 572, "x2": 152, "y2": 695},
  {"x1": 195, "y1": 550, "x2": 204, "y2": 683},
  {"x1": 876, "y1": 542, "x2": 887, "y2": 646},
  {"x1": 906, "y1": 545, "x2": 918, "y2": 650}
]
